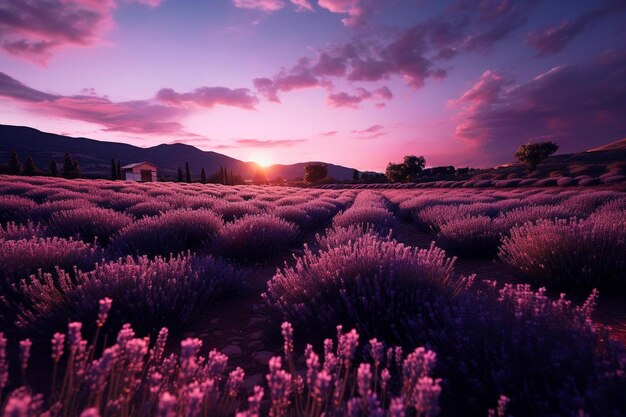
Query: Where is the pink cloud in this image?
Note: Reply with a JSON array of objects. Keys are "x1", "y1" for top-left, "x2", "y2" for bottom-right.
[
  {"x1": 319, "y1": 130, "x2": 338, "y2": 136},
  {"x1": 525, "y1": 1, "x2": 626, "y2": 56},
  {"x1": 452, "y1": 70, "x2": 512, "y2": 106},
  {"x1": 451, "y1": 49, "x2": 626, "y2": 161},
  {"x1": 352, "y1": 124, "x2": 383, "y2": 134},
  {"x1": 232, "y1": 0, "x2": 285, "y2": 11},
  {"x1": 326, "y1": 86, "x2": 391, "y2": 108},
  {"x1": 0, "y1": 0, "x2": 160, "y2": 65},
  {"x1": 0, "y1": 72, "x2": 254, "y2": 136},
  {"x1": 290, "y1": 0, "x2": 314, "y2": 12},
  {"x1": 326, "y1": 91, "x2": 365, "y2": 108},
  {"x1": 317, "y1": 0, "x2": 364, "y2": 26},
  {"x1": 235, "y1": 138, "x2": 306, "y2": 147},
  {"x1": 374, "y1": 86, "x2": 393, "y2": 100},
  {"x1": 312, "y1": 53, "x2": 348, "y2": 77},
  {"x1": 253, "y1": 58, "x2": 325, "y2": 102},
  {"x1": 156, "y1": 86, "x2": 258, "y2": 110}
]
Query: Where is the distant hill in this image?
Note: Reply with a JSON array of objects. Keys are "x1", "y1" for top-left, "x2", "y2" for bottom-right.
[
  {"x1": 471, "y1": 138, "x2": 626, "y2": 180},
  {"x1": 0, "y1": 124, "x2": 361, "y2": 180},
  {"x1": 587, "y1": 138, "x2": 626, "y2": 152}
]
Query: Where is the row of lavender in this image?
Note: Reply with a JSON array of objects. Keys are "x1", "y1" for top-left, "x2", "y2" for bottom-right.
[
  {"x1": 0, "y1": 176, "x2": 625, "y2": 415},
  {"x1": 4, "y1": 188, "x2": 624, "y2": 416},
  {"x1": 383, "y1": 188, "x2": 626, "y2": 292},
  {"x1": 319, "y1": 173, "x2": 626, "y2": 189},
  {"x1": 0, "y1": 175, "x2": 355, "y2": 337}
]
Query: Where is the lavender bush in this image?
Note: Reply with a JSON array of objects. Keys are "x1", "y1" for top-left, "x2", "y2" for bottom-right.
[
  {"x1": 49, "y1": 207, "x2": 133, "y2": 245},
  {"x1": 112, "y1": 209, "x2": 223, "y2": 257},
  {"x1": 499, "y1": 217, "x2": 626, "y2": 291},
  {"x1": 14, "y1": 254, "x2": 242, "y2": 336},
  {"x1": 0, "y1": 237, "x2": 102, "y2": 287},
  {"x1": 0, "y1": 196, "x2": 37, "y2": 225},
  {"x1": 0, "y1": 221, "x2": 47, "y2": 241},
  {"x1": 126, "y1": 201, "x2": 172, "y2": 218},
  {"x1": 263, "y1": 233, "x2": 460, "y2": 342},
  {"x1": 436, "y1": 215, "x2": 503, "y2": 257},
  {"x1": 213, "y1": 214, "x2": 298, "y2": 262}
]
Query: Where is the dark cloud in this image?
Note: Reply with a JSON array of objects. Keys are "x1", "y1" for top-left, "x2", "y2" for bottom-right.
[
  {"x1": 156, "y1": 86, "x2": 258, "y2": 110},
  {"x1": 451, "y1": 49, "x2": 626, "y2": 160},
  {"x1": 526, "y1": 0, "x2": 626, "y2": 56},
  {"x1": 0, "y1": 72, "x2": 251, "y2": 136},
  {"x1": 253, "y1": 58, "x2": 324, "y2": 102},
  {"x1": 0, "y1": 0, "x2": 159, "y2": 64}
]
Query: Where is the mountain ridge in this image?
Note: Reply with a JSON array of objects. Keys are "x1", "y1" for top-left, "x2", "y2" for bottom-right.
[{"x1": 0, "y1": 124, "x2": 362, "y2": 181}]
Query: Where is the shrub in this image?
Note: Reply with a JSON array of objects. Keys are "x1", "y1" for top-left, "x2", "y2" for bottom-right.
[
  {"x1": 112, "y1": 209, "x2": 223, "y2": 257},
  {"x1": 213, "y1": 214, "x2": 298, "y2": 262},
  {"x1": 436, "y1": 216, "x2": 503, "y2": 257},
  {"x1": 92, "y1": 191, "x2": 145, "y2": 211},
  {"x1": 0, "y1": 196, "x2": 36, "y2": 225},
  {"x1": 263, "y1": 233, "x2": 459, "y2": 342},
  {"x1": 564, "y1": 191, "x2": 622, "y2": 216},
  {"x1": 14, "y1": 254, "x2": 242, "y2": 336},
  {"x1": 0, "y1": 221, "x2": 47, "y2": 240},
  {"x1": 535, "y1": 178, "x2": 557, "y2": 186},
  {"x1": 29, "y1": 199, "x2": 96, "y2": 223},
  {"x1": 579, "y1": 177, "x2": 601, "y2": 186},
  {"x1": 126, "y1": 201, "x2": 172, "y2": 218},
  {"x1": 49, "y1": 207, "x2": 133, "y2": 245},
  {"x1": 212, "y1": 200, "x2": 263, "y2": 222},
  {"x1": 332, "y1": 206, "x2": 397, "y2": 234},
  {"x1": 274, "y1": 206, "x2": 312, "y2": 229},
  {"x1": 0, "y1": 237, "x2": 101, "y2": 287},
  {"x1": 518, "y1": 178, "x2": 538, "y2": 186},
  {"x1": 556, "y1": 177, "x2": 577, "y2": 186},
  {"x1": 499, "y1": 217, "x2": 626, "y2": 291},
  {"x1": 315, "y1": 224, "x2": 384, "y2": 250},
  {"x1": 495, "y1": 204, "x2": 577, "y2": 231}
]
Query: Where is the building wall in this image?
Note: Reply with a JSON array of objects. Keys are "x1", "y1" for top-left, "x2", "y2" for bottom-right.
[{"x1": 124, "y1": 169, "x2": 157, "y2": 182}]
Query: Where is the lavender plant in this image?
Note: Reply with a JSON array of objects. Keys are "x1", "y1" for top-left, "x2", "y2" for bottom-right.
[
  {"x1": 112, "y1": 209, "x2": 223, "y2": 257},
  {"x1": 49, "y1": 207, "x2": 133, "y2": 245},
  {"x1": 499, "y1": 217, "x2": 626, "y2": 291},
  {"x1": 13, "y1": 253, "x2": 242, "y2": 336},
  {"x1": 213, "y1": 214, "x2": 299, "y2": 262}
]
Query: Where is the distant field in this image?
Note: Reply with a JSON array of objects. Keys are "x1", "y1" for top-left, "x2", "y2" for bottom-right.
[{"x1": 1, "y1": 175, "x2": 625, "y2": 416}]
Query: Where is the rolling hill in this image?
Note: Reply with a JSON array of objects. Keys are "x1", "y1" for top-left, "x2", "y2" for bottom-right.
[{"x1": 0, "y1": 124, "x2": 360, "y2": 181}]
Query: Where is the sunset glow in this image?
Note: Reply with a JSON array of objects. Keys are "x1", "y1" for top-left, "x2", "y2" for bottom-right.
[{"x1": 1, "y1": 1, "x2": 625, "y2": 170}]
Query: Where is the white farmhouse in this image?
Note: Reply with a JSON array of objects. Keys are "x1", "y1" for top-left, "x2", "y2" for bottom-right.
[{"x1": 121, "y1": 162, "x2": 158, "y2": 182}]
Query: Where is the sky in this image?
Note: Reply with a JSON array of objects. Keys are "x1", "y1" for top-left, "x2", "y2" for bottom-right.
[{"x1": 1, "y1": 0, "x2": 626, "y2": 171}]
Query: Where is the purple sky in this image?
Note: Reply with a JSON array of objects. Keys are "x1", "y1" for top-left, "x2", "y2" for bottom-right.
[{"x1": 1, "y1": 0, "x2": 626, "y2": 170}]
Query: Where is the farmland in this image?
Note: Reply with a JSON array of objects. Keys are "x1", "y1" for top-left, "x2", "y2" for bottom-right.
[{"x1": 0, "y1": 175, "x2": 625, "y2": 416}]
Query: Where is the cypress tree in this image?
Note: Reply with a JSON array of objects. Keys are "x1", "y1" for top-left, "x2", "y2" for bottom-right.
[
  {"x1": 8, "y1": 149, "x2": 21, "y2": 175},
  {"x1": 177, "y1": 167, "x2": 184, "y2": 182},
  {"x1": 111, "y1": 158, "x2": 117, "y2": 180},
  {"x1": 117, "y1": 160, "x2": 122, "y2": 180},
  {"x1": 185, "y1": 162, "x2": 192, "y2": 183},
  {"x1": 23, "y1": 155, "x2": 38, "y2": 176},
  {"x1": 62, "y1": 152, "x2": 80, "y2": 179},
  {"x1": 49, "y1": 160, "x2": 58, "y2": 177},
  {"x1": 200, "y1": 168, "x2": 207, "y2": 184}
]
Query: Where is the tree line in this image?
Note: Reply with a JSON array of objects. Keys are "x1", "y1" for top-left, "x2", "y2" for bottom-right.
[{"x1": 2, "y1": 149, "x2": 80, "y2": 179}]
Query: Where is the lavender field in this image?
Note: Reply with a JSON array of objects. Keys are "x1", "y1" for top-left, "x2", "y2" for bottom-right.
[{"x1": 0, "y1": 174, "x2": 625, "y2": 417}]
